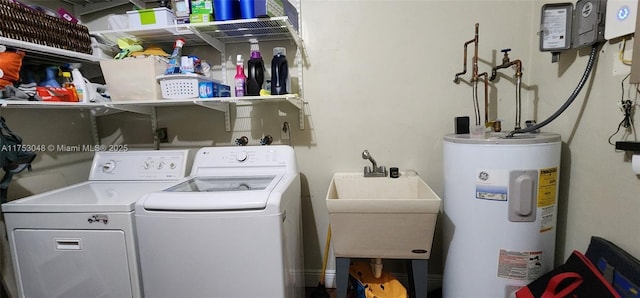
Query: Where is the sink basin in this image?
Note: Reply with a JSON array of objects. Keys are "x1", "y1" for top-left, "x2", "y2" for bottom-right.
[{"x1": 326, "y1": 172, "x2": 442, "y2": 259}]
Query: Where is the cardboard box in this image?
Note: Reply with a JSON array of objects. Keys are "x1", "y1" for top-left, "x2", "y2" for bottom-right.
[
  {"x1": 99, "y1": 56, "x2": 168, "y2": 101},
  {"x1": 190, "y1": 0, "x2": 213, "y2": 14},
  {"x1": 189, "y1": 13, "x2": 213, "y2": 23},
  {"x1": 198, "y1": 81, "x2": 230, "y2": 98},
  {"x1": 127, "y1": 7, "x2": 176, "y2": 29}
]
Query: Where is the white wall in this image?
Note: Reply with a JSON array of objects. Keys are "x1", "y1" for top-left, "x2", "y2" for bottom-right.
[
  {"x1": 6, "y1": 0, "x2": 640, "y2": 290},
  {"x1": 296, "y1": 0, "x2": 640, "y2": 280}
]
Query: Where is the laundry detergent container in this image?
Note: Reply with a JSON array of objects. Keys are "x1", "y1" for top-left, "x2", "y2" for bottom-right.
[{"x1": 326, "y1": 172, "x2": 442, "y2": 259}]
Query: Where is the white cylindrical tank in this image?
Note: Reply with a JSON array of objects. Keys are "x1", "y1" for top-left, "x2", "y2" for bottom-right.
[{"x1": 442, "y1": 133, "x2": 561, "y2": 298}]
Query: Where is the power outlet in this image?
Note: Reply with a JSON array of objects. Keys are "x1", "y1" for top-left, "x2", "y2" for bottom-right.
[
  {"x1": 281, "y1": 122, "x2": 290, "y2": 140},
  {"x1": 156, "y1": 128, "x2": 169, "y2": 143}
]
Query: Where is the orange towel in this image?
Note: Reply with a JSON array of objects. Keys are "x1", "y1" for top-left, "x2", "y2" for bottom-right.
[{"x1": 349, "y1": 261, "x2": 407, "y2": 298}]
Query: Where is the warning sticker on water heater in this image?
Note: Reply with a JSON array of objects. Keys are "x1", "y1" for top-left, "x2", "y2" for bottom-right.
[
  {"x1": 537, "y1": 167, "x2": 558, "y2": 207},
  {"x1": 497, "y1": 250, "x2": 543, "y2": 281},
  {"x1": 538, "y1": 167, "x2": 558, "y2": 232},
  {"x1": 475, "y1": 169, "x2": 508, "y2": 201}
]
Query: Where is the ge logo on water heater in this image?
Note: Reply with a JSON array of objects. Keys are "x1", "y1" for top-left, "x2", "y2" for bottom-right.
[{"x1": 478, "y1": 171, "x2": 489, "y2": 181}]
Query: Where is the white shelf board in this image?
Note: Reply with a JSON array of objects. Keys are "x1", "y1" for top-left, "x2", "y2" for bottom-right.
[
  {"x1": 0, "y1": 94, "x2": 305, "y2": 129},
  {"x1": 0, "y1": 37, "x2": 103, "y2": 64}
]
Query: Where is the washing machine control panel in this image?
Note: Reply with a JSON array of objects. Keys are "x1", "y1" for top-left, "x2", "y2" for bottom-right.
[
  {"x1": 89, "y1": 150, "x2": 189, "y2": 181},
  {"x1": 235, "y1": 151, "x2": 248, "y2": 162},
  {"x1": 192, "y1": 146, "x2": 296, "y2": 173}
]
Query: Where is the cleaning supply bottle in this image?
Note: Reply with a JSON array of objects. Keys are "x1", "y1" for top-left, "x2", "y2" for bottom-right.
[
  {"x1": 165, "y1": 38, "x2": 186, "y2": 75},
  {"x1": 270, "y1": 47, "x2": 289, "y2": 95},
  {"x1": 69, "y1": 64, "x2": 88, "y2": 102},
  {"x1": 61, "y1": 71, "x2": 79, "y2": 102},
  {"x1": 40, "y1": 66, "x2": 61, "y2": 87},
  {"x1": 234, "y1": 54, "x2": 246, "y2": 97},
  {"x1": 246, "y1": 41, "x2": 264, "y2": 96}
]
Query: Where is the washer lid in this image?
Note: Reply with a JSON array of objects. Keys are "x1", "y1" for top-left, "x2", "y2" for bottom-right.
[
  {"x1": 1, "y1": 181, "x2": 175, "y2": 213},
  {"x1": 141, "y1": 175, "x2": 283, "y2": 211},
  {"x1": 165, "y1": 175, "x2": 276, "y2": 192}
]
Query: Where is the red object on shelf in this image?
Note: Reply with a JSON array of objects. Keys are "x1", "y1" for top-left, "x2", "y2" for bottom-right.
[{"x1": 36, "y1": 86, "x2": 78, "y2": 102}]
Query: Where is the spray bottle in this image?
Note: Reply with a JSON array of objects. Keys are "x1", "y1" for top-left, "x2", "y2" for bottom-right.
[
  {"x1": 235, "y1": 54, "x2": 246, "y2": 97},
  {"x1": 246, "y1": 41, "x2": 264, "y2": 96},
  {"x1": 68, "y1": 63, "x2": 88, "y2": 102},
  {"x1": 165, "y1": 38, "x2": 186, "y2": 75}
]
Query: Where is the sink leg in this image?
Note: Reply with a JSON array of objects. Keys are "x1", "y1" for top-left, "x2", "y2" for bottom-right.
[
  {"x1": 336, "y1": 257, "x2": 350, "y2": 298},
  {"x1": 407, "y1": 259, "x2": 428, "y2": 298}
]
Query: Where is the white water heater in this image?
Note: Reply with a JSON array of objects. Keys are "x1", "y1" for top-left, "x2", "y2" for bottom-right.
[{"x1": 442, "y1": 133, "x2": 561, "y2": 298}]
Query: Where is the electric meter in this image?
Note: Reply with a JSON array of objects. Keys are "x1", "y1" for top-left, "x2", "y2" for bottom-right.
[{"x1": 540, "y1": 3, "x2": 573, "y2": 52}]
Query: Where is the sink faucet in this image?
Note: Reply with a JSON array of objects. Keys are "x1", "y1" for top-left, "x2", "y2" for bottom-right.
[{"x1": 362, "y1": 150, "x2": 387, "y2": 177}]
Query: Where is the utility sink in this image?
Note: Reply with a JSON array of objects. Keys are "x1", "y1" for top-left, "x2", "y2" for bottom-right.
[{"x1": 326, "y1": 172, "x2": 442, "y2": 259}]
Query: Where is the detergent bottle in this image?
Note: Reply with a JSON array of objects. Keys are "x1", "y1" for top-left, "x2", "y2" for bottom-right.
[
  {"x1": 69, "y1": 64, "x2": 88, "y2": 102},
  {"x1": 246, "y1": 41, "x2": 264, "y2": 96},
  {"x1": 61, "y1": 71, "x2": 79, "y2": 101},
  {"x1": 234, "y1": 54, "x2": 246, "y2": 97},
  {"x1": 270, "y1": 47, "x2": 288, "y2": 95}
]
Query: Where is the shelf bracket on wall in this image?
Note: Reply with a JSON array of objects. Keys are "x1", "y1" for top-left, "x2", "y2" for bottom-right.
[
  {"x1": 151, "y1": 107, "x2": 159, "y2": 150},
  {"x1": 89, "y1": 110, "x2": 101, "y2": 146},
  {"x1": 284, "y1": 97, "x2": 305, "y2": 130},
  {"x1": 186, "y1": 26, "x2": 225, "y2": 53},
  {"x1": 193, "y1": 101, "x2": 231, "y2": 131}
]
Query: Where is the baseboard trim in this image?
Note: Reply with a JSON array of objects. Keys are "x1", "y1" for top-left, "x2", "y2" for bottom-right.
[{"x1": 305, "y1": 270, "x2": 443, "y2": 292}]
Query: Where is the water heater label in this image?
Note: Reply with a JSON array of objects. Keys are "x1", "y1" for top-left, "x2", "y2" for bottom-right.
[
  {"x1": 538, "y1": 167, "x2": 558, "y2": 232},
  {"x1": 537, "y1": 167, "x2": 558, "y2": 207},
  {"x1": 475, "y1": 169, "x2": 508, "y2": 201},
  {"x1": 497, "y1": 250, "x2": 543, "y2": 281}
]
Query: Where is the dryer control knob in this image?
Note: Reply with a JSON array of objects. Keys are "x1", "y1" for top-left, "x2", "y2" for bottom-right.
[
  {"x1": 102, "y1": 161, "x2": 116, "y2": 173},
  {"x1": 236, "y1": 151, "x2": 248, "y2": 162}
]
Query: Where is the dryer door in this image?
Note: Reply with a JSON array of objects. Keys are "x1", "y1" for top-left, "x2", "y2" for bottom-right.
[{"x1": 13, "y1": 229, "x2": 133, "y2": 298}]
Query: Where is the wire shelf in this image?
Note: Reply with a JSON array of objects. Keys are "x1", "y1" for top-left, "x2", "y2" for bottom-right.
[{"x1": 92, "y1": 16, "x2": 300, "y2": 52}]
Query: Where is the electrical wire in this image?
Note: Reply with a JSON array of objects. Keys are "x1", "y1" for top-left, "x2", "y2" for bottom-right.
[
  {"x1": 506, "y1": 43, "x2": 602, "y2": 137},
  {"x1": 609, "y1": 73, "x2": 638, "y2": 145},
  {"x1": 619, "y1": 38, "x2": 633, "y2": 66}
]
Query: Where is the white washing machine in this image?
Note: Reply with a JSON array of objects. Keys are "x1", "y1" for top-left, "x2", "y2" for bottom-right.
[
  {"x1": 2, "y1": 150, "x2": 189, "y2": 298},
  {"x1": 135, "y1": 145, "x2": 303, "y2": 298}
]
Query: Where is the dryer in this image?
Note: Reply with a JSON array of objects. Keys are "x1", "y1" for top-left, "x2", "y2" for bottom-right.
[
  {"x1": 2, "y1": 150, "x2": 189, "y2": 298},
  {"x1": 135, "y1": 145, "x2": 303, "y2": 298}
]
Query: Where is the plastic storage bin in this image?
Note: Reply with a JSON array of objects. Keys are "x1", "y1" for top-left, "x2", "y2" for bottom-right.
[
  {"x1": 157, "y1": 73, "x2": 228, "y2": 99},
  {"x1": 127, "y1": 8, "x2": 176, "y2": 29},
  {"x1": 99, "y1": 56, "x2": 167, "y2": 101}
]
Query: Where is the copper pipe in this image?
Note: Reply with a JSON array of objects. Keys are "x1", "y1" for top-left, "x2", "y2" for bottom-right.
[
  {"x1": 454, "y1": 23, "x2": 480, "y2": 83},
  {"x1": 471, "y1": 23, "x2": 479, "y2": 83},
  {"x1": 454, "y1": 39, "x2": 475, "y2": 83},
  {"x1": 490, "y1": 49, "x2": 523, "y2": 130}
]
